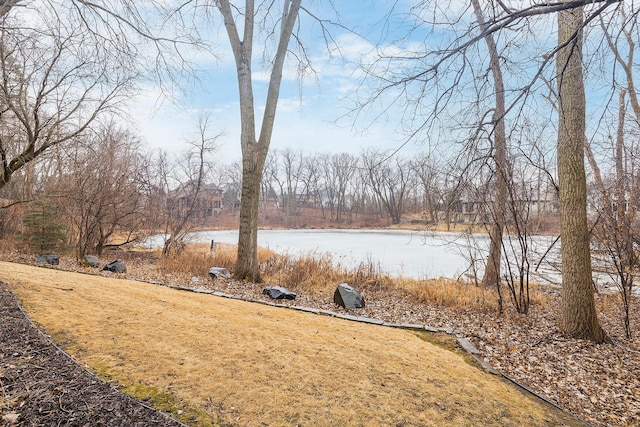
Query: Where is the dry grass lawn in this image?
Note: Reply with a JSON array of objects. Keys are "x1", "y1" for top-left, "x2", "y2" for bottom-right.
[{"x1": 0, "y1": 261, "x2": 584, "y2": 427}]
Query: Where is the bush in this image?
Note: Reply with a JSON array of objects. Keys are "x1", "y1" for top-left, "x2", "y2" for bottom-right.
[{"x1": 22, "y1": 197, "x2": 68, "y2": 254}]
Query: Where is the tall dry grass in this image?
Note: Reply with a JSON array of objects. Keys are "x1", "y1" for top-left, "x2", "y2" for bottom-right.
[
  {"x1": 262, "y1": 250, "x2": 395, "y2": 294},
  {"x1": 399, "y1": 277, "x2": 500, "y2": 311},
  {"x1": 157, "y1": 243, "x2": 240, "y2": 277},
  {"x1": 158, "y1": 243, "x2": 392, "y2": 292},
  {"x1": 157, "y1": 243, "x2": 547, "y2": 313}
]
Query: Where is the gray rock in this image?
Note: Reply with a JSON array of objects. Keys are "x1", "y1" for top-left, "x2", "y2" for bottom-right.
[
  {"x1": 262, "y1": 286, "x2": 297, "y2": 300},
  {"x1": 103, "y1": 259, "x2": 126, "y2": 273},
  {"x1": 208, "y1": 267, "x2": 231, "y2": 279},
  {"x1": 36, "y1": 254, "x2": 59, "y2": 265},
  {"x1": 456, "y1": 337, "x2": 480, "y2": 354},
  {"x1": 84, "y1": 255, "x2": 100, "y2": 268},
  {"x1": 333, "y1": 283, "x2": 365, "y2": 309}
]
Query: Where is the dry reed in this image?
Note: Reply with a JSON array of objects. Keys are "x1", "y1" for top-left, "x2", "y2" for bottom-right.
[{"x1": 158, "y1": 243, "x2": 547, "y2": 313}]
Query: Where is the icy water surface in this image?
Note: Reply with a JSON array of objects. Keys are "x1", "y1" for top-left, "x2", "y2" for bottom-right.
[{"x1": 147, "y1": 229, "x2": 563, "y2": 283}]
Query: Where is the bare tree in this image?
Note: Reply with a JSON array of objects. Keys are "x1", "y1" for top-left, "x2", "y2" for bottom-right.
[
  {"x1": 159, "y1": 116, "x2": 219, "y2": 257},
  {"x1": 319, "y1": 152, "x2": 359, "y2": 223},
  {"x1": 50, "y1": 123, "x2": 146, "y2": 259},
  {"x1": 0, "y1": 1, "x2": 200, "y2": 72},
  {"x1": 282, "y1": 148, "x2": 309, "y2": 216},
  {"x1": 500, "y1": 152, "x2": 551, "y2": 315},
  {"x1": 470, "y1": 0, "x2": 509, "y2": 290},
  {"x1": 0, "y1": 5, "x2": 135, "y2": 191},
  {"x1": 410, "y1": 152, "x2": 441, "y2": 224},
  {"x1": 439, "y1": 162, "x2": 468, "y2": 230},
  {"x1": 0, "y1": 0, "x2": 208, "y2": 223},
  {"x1": 300, "y1": 153, "x2": 323, "y2": 217},
  {"x1": 586, "y1": 6, "x2": 640, "y2": 339},
  {"x1": 318, "y1": 153, "x2": 337, "y2": 221},
  {"x1": 556, "y1": 4, "x2": 606, "y2": 342},
  {"x1": 351, "y1": 0, "x2": 615, "y2": 340},
  {"x1": 362, "y1": 150, "x2": 412, "y2": 225},
  {"x1": 589, "y1": 90, "x2": 637, "y2": 339},
  {"x1": 218, "y1": 161, "x2": 243, "y2": 216},
  {"x1": 0, "y1": 0, "x2": 208, "y2": 187},
  {"x1": 215, "y1": 0, "x2": 303, "y2": 281},
  {"x1": 263, "y1": 151, "x2": 284, "y2": 211},
  {"x1": 264, "y1": 148, "x2": 307, "y2": 220},
  {"x1": 0, "y1": 1, "x2": 22, "y2": 16}
]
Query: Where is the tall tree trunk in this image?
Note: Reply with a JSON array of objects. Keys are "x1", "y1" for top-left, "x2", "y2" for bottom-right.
[
  {"x1": 471, "y1": 0, "x2": 508, "y2": 290},
  {"x1": 614, "y1": 91, "x2": 632, "y2": 267},
  {"x1": 236, "y1": 155, "x2": 264, "y2": 281},
  {"x1": 218, "y1": 0, "x2": 301, "y2": 282},
  {"x1": 556, "y1": 5, "x2": 606, "y2": 342}
]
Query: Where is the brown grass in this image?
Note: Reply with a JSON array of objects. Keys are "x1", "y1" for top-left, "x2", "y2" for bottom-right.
[
  {"x1": 159, "y1": 244, "x2": 547, "y2": 312},
  {"x1": 0, "y1": 261, "x2": 583, "y2": 427},
  {"x1": 158, "y1": 243, "x2": 278, "y2": 278},
  {"x1": 401, "y1": 278, "x2": 550, "y2": 312},
  {"x1": 400, "y1": 277, "x2": 501, "y2": 311}
]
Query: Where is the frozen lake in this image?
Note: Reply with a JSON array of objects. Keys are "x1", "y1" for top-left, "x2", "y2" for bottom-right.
[{"x1": 146, "y1": 229, "x2": 563, "y2": 283}]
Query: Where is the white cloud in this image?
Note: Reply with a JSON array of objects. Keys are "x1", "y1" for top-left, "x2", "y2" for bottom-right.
[{"x1": 125, "y1": 2, "x2": 454, "y2": 162}]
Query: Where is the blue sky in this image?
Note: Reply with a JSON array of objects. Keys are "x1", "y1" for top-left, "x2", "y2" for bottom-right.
[
  {"x1": 125, "y1": 0, "x2": 623, "y2": 167},
  {"x1": 129, "y1": 1, "x2": 422, "y2": 161}
]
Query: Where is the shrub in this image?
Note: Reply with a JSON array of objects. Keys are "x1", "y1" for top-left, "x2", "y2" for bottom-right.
[{"x1": 22, "y1": 197, "x2": 68, "y2": 254}]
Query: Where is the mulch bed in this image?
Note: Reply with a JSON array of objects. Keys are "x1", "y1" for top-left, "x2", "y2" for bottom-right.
[{"x1": 0, "y1": 281, "x2": 185, "y2": 427}]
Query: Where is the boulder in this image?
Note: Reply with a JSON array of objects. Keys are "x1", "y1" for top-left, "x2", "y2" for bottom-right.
[
  {"x1": 35, "y1": 254, "x2": 59, "y2": 265},
  {"x1": 83, "y1": 255, "x2": 100, "y2": 268},
  {"x1": 208, "y1": 267, "x2": 231, "y2": 279},
  {"x1": 103, "y1": 259, "x2": 126, "y2": 273},
  {"x1": 262, "y1": 286, "x2": 297, "y2": 300},
  {"x1": 333, "y1": 283, "x2": 365, "y2": 309}
]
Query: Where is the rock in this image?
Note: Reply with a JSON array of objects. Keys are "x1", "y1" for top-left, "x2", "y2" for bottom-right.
[
  {"x1": 208, "y1": 267, "x2": 231, "y2": 279},
  {"x1": 103, "y1": 259, "x2": 126, "y2": 273},
  {"x1": 333, "y1": 283, "x2": 365, "y2": 309},
  {"x1": 83, "y1": 255, "x2": 100, "y2": 268},
  {"x1": 456, "y1": 337, "x2": 480, "y2": 355},
  {"x1": 262, "y1": 286, "x2": 297, "y2": 300},
  {"x1": 35, "y1": 254, "x2": 59, "y2": 265}
]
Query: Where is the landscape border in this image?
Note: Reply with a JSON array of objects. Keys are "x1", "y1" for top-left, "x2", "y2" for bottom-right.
[
  {"x1": 2, "y1": 263, "x2": 595, "y2": 427},
  {"x1": 167, "y1": 280, "x2": 594, "y2": 427}
]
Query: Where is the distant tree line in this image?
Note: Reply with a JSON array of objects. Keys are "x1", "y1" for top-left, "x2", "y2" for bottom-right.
[
  {"x1": 260, "y1": 147, "x2": 560, "y2": 229},
  {"x1": 1, "y1": 130, "x2": 562, "y2": 254}
]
